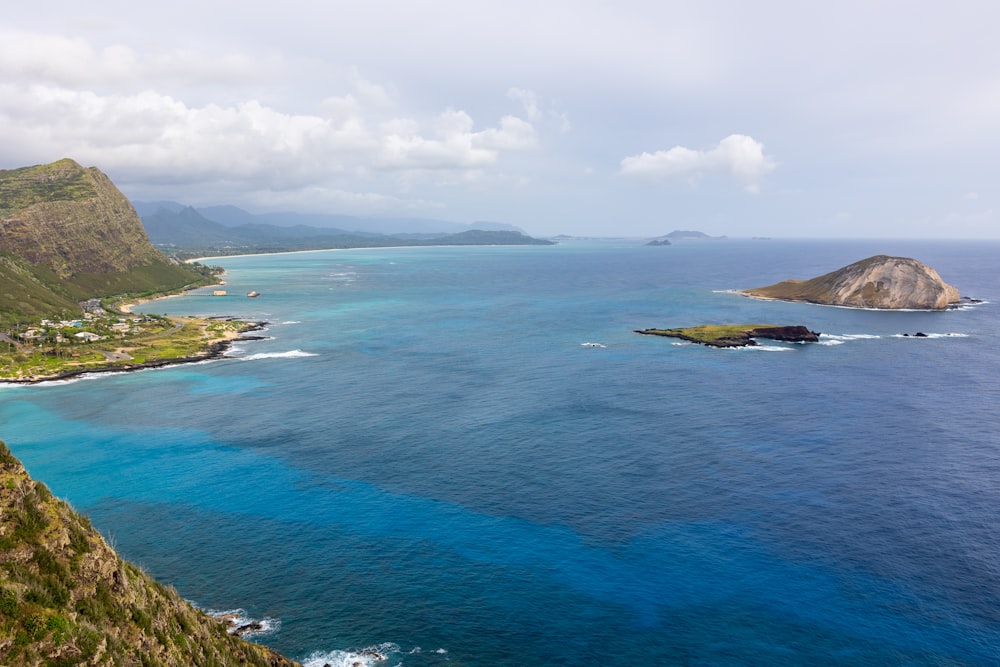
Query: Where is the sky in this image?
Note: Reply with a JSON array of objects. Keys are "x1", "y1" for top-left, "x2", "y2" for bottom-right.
[{"x1": 2, "y1": 1, "x2": 999, "y2": 238}]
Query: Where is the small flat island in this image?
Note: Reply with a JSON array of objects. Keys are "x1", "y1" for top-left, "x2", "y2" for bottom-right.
[{"x1": 636, "y1": 324, "x2": 820, "y2": 348}]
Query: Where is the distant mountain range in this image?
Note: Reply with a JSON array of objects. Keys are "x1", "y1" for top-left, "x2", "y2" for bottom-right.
[
  {"x1": 135, "y1": 202, "x2": 552, "y2": 257},
  {"x1": 0, "y1": 158, "x2": 552, "y2": 326},
  {"x1": 663, "y1": 230, "x2": 727, "y2": 240},
  {"x1": 133, "y1": 200, "x2": 524, "y2": 234}
]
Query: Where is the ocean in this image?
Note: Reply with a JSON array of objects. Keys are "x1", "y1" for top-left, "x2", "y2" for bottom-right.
[{"x1": 1, "y1": 238, "x2": 998, "y2": 666}]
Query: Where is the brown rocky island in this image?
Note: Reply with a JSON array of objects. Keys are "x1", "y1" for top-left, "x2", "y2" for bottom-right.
[{"x1": 740, "y1": 255, "x2": 961, "y2": 310}]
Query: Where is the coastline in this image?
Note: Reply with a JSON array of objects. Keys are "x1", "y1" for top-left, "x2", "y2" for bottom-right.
[
  {"x1": 118, "y1": 291, "x2": 190, "y2": 314},
  {"x1": 0, "y1": 320, "x2": 266, "y2": 386}
]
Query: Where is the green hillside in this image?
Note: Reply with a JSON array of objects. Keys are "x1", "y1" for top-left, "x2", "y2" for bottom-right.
[
  {"x1": 0, "y1": 440, "x2": 299, "y2": 666},
  {"x1": 0, "y1": 160, "x2": 212, "y2": 326}
]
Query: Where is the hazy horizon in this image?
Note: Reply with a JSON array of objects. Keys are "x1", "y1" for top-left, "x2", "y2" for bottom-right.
[{"x1": 3, "y1": 2, "x2": 999, "y2": 239}]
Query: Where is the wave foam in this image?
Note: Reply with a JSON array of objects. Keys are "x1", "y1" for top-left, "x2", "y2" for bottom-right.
[
  {"x1": 240, "y1": 350, "x2": 318, "y2": 361},
  {"x1": 822, "y1": 334, "x2": 882, "y2": 341},
  {"x1": 301, "y1": 643, "x2": 399, "y2": 667},
  {"x1": 893, "y1": 332, "x2": 969, "y2": 339},
  {"x1": 206, "y1": 608, "x2": 279, "y2": 639}
]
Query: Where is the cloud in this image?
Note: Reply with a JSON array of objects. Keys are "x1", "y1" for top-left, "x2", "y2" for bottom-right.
[
  {"x1": 507, "y1": 87, "x2": 571, "y2": 132},
  {"x1": 0, "y1": 63, "x2": 539, "y2": 190},
  {"x1": 620, "y1": 134, "x2": 775, "y2": 193},
  {"x1": 0, "y1": 29, "x2": 269, "y2": 91}
]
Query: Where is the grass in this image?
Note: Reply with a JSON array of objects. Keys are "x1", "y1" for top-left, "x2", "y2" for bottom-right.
[
  {"x1": 648, "y1": 324, "x2": 778, "y2": 342},
  {"x1": 636, "y1": 323, "x2": 819, "y2": 347},
  {"x1": 638, "y1": 324, "x2": 779, "y2": 346},
  {"x1": 0, "y1": 318, "x2": 253, "y2": 382}
]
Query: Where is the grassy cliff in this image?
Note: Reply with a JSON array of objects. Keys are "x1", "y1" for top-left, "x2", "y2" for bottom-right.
[
  {"x1": 0, "y1": 160, "x2": 212, "y2": 326},
  {"x1": 0, "y1": 440, "x2": 300, "y2": 667}
]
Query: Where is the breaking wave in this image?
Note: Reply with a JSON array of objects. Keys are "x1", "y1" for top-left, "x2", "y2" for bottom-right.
[
  {"x1": 240, "y1": 350, "x2": 318, "y2": 361},
  {"x1": 205, "y1": 607, "x2": 280, "y2": 639},
  {"x1": 300, "y1": 642, "x2": 401, "y2": 667}
]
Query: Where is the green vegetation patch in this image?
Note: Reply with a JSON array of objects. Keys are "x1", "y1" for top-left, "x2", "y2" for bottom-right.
[
  {"x1": 636, "y1": 323, "x2": 819, "y2": 348},
  {"x1": 0, "y1": 315, "x2": 254, "y2": 382},
  {"x1": 0, "y1": 160, "x2": 98, "y2": 217}
]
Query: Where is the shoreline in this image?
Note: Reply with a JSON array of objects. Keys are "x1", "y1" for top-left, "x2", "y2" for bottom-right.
[
  {"x1": 184, "y1": 240, "x2": 559, "y2": 264},
  {"x1": 119, "y1": 291, "x2": 190, "y2": 314},
  {"x1": 0, "y1": 321, "x2": 267, "y2": 386}
]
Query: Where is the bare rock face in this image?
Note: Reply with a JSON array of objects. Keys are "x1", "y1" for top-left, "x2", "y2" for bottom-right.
[{"x1": 742, "y1": 255, "x2": 961, "y2": 310}]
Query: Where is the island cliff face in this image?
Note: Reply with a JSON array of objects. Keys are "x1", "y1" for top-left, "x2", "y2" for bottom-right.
[
  {"x1": 0, "y1": 440, "x2": 300, "y2": 666},
  {"x1": 741, "y1": 255, "x2": 961, "y2": 310}
]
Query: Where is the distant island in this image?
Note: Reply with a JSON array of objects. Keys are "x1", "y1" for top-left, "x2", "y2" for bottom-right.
[
  {"x1": 663, "y1": 230, "x2": 727, "y2": 241},
  {"x1": 645, "y1": 237, "x2": 672, "y2": 246},
  {"x1": 741, "y1": 255, "x2": 962, "y2": 310},
  {"x1": 636, "y1": 324, "x2": 820, "y2": 348}
]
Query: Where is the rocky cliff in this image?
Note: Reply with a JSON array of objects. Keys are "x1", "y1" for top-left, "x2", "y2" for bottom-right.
[
  {"x1": 741, "y1": 255, "x2": 961, "y2": 310},
  {"x1": 0, "y1": 159, "x2": 209, "y2": 323},
  {"x1": 0, "y1": 440, "x2": 300, "y2": 667},
  {"x1": 0, "y1": 159, "x2": 166, "y2": 278}
]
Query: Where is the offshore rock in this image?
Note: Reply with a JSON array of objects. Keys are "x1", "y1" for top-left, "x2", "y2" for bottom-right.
[{"x1": 741, "y1": 255, "x2": 961, "y2": 310}]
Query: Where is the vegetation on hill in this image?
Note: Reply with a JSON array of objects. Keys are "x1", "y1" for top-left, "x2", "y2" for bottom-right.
[
  {"x1": 0, "y1": 160, "x2": 215, "y2": 327},
  {"x1": 141, "y1": 204, "x2": 554, "y2": 259},
  {"x1": 0, "y1": 440, "x2": 299, "y2": 666},
  {"x1": 0, "y1": 313, "x2": 258, "y2": 383}
]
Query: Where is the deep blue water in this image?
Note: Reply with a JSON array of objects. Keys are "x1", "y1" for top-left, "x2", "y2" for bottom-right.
[{"x1": 2, "y1": 239, "x2": 999, "y2": 665}]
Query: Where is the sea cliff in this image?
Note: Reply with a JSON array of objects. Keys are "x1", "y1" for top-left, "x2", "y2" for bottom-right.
[{"x1": 0, "y1": 440, "x2": 300, "y2": 666}]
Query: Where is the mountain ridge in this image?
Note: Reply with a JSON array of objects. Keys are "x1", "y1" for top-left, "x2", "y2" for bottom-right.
[
  {"x1": 134, "y1": 201, "x2": 525, "y2": 235},
  {"x1": 140, "y1": 203, "x2": 553, "y2": 256},
  {"x1": 0, "y1": 160, "x2": 211, "y2": 325}
]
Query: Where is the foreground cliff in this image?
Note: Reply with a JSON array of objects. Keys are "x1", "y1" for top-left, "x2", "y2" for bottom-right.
[
  {"x1": 741, "y1": 255, "x2": 961, "y2": 310},
  {"x1": 0, "y1": 440, "x2": 299, "y2": 667},
  {"x1": 0, "y1": 159, "x2": 210, "y2": 325}
]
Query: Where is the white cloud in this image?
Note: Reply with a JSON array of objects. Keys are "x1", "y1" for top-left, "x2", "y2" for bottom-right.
[
  {"x1": 507, "y1": 87, "x2": 570, "y2": 132},
  {"x1": 0, "y1": 57, "x2": 540, "y2": 188},
  {"x1": 0, "y1": 29, "x2": 269, "y2": 91},
  {"x1": 620, "y1": 134, "x2": 776, "y2": 193}
]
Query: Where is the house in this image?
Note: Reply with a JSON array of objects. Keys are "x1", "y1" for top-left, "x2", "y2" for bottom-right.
[{"x1": 74, "y1": 331, "x2": 103, "y2": 342}]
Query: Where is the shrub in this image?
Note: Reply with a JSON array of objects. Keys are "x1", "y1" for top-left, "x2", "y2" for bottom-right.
[{"x1": 0, "y1": 587, "x2": 18, "y2": 616}]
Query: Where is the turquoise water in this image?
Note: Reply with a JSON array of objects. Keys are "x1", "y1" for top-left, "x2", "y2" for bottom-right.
[{"x1": 2, "y1": 239, "x2": 999, "y2": 665}]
